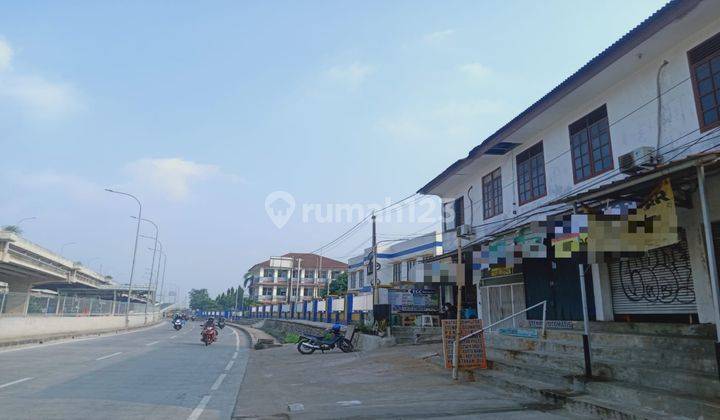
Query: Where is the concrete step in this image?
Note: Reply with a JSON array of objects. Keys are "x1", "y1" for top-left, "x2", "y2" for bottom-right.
[
  {"x1": 486, "y1": 333, "x2": 717, "y2": 374},
  {"x1": 475, "y1": 367, "x2": 679, "y2": 419},
  {"x1": 487, "y1": 344, "x2": 720, "y2": 400},
  {"x1": 543, "y1": 329, "x2": 716, "y2": 354},
  {"x1": 585, "y1": 380, "x2": 720, "y2": 419},
  {"x1": 519, "y1": 321, "x2": 716, "y2": 338}
]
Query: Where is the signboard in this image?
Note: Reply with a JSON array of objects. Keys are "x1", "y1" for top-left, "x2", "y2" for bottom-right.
[
  {"x1": 270, "y1": 256, "x2": 294, "y2": 269},
  {"x1": 441, "y1": 319, "x2": 487, "y2": 370},
  {"x1": 388, "y1": 289, "x2": 439, "y2": 313}
]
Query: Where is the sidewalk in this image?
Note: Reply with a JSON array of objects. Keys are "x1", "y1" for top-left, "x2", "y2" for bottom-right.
[{"x1": 232, "y1": 342, "x2": 579, "y2": 419}]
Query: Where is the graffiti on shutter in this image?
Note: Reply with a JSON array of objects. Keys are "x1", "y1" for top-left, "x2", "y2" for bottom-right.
[{"x1": 609, "y1": 236, "x2": 696, "y2": 315}]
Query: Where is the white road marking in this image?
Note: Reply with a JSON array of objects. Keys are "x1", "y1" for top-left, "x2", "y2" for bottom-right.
[
  {"x1": 170, "y1": 335, "x2": 177, "y2": 339},
  {"x1": 96, "y1": 351, "x2": 122, "y2": 361},
  {"x1": 0, "y1": 377, "x2": 34, "y2": 389},
  {"x1": 232, "y1": 327, "x2": 240, "y2": 350},
  {"x1": 210, "y1": 373, "x2": 227, "y2": 391},
  {"x1": 187, "y1": 395, "x2": 211, "y2": 420},
  {"x1": 225, "y1": 360, "x2": 234, "y2": 371},
  {"x1": 337, "y1": 400, "x2": 362, "y2": 406},
  {"x1": 146, "y1": 341, "x2": 159, "y2": 346},
  {"x1": 0, "y1": 322, "x2": 165, "y2": 355},
  {"x1": 232, "y1": 351, "x2": 238, "y2": 359}
]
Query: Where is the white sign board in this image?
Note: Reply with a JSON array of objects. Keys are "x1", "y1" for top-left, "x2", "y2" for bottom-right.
[{"x1": 270, "y1": 256, "x2": 294, "y2": 269}]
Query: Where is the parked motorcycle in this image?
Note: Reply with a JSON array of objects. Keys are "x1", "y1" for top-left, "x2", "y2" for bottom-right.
[
  {"x1": 173, "y1": 319, "x2": 183, "y2": 331},
  {"x1": 201, "y1": 325, "x2": 217, "y2": 346},
  {"x1": 297, "y1": 324, "x2": 353, "y2": 354}
]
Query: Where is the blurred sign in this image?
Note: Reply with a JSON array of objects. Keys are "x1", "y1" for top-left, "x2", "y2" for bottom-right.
[
  {"x1": 270, "y1": 256, "x2": 294, "y2": 269},
  {"x1": 441, "y1": 319, "x2": 487, "y2": 369},
  {"x1": 388, "y1": 289, "x2": 439, "y2": 313}
]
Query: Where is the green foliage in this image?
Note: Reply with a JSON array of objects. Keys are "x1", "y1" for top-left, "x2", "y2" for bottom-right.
[
  {"x1": 188, "y1": 288, "x2": 218, "y2": 311},
  {"x1": 318, "y1": 272, "x2": 348, "y2": 298},
  {"x1": 190, "y1": 286, "x2": 258, "y2": 312},
  {"x1": 284, "y1": 333, "x2": 300, "y2": 343}
]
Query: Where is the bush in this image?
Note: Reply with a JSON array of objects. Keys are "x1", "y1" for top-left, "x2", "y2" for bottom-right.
[{"x1": 284, "y1": 332, "x2": 301, "y2": 343}]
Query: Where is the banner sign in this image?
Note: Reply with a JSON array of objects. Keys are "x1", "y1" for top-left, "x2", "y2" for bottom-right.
[
  {"x1": 388, "y1": 289, "x2": 439, "y2": 313},
  {"x1": 441, "y1": 319, "x2": 487, "y2": 369}
]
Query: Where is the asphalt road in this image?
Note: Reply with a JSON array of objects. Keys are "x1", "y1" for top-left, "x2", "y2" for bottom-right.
[{"x1": 0, "y1": 321, "x2": 249, "y2": 420}]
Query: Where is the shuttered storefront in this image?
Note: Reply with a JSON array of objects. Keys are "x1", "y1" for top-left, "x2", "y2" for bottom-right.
[{"x1": 608, "y1": 236, "x2": 696, "y2": 315}]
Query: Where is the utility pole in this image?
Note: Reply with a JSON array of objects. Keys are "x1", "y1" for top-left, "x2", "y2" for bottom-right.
[
  {"x1": 452, "y1": 228, "x2": 463, "y2": 380},
  {"x1": 296, "y1": 258, "x2": 302, "y2": 303},
  {"x1": 371, "y1": 212, "x2": 378, "y2": 306}
]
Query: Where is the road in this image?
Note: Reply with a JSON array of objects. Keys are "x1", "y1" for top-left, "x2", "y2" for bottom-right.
[{"x1": 0, "y1": 321, "x2": 249, "y2": 420}]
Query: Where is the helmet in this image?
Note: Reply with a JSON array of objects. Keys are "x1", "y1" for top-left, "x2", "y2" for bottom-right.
[{"x1": 331, "y1": 323, "x2": 342, "y2": 332}]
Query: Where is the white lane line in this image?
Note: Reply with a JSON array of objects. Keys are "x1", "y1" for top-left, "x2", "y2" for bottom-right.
[
  {"x1": 0, "y1": 377, "x2": 34, "y2": 389},
  {"x1": 232, "y1": 351, "x2": 238, "y2": 360},
  {"x1": 96, "y1": 351, "x2": 123, "y2": 361},
  {"x1": 224, "y1": 360, "x2": 234, "y2": 371},
  {"x1": 210, "y1": 373, "x2": 227, "y2": 391},
  {"x1": 0, "y1": 322, "x2": 165, "y2": 355},
  {"x1": 232, "y1": 327, "x2": 240, "y2": 350},
  {"x1": 170, "y1": 335, "x2": 177, "y2": 339},
  {"x1": 146, "y1": 340, "x2": 160, "y2": 346},
  {"x1": 187, "y1": 395, "x2": 211, "y2": 420}
]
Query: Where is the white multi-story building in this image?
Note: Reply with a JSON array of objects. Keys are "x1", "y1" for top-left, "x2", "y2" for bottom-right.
[
  {"x1": 245, "y1": 253, "x2": 347, "y2": 304},
  {"x1": 418, "y1": 0, "x2": 720, "y2": 326},
  {"x1": 347, "y1": 232, "x2": 443, "y2": 291}
]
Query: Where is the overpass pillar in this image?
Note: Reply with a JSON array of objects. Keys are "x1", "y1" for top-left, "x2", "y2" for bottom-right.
[{"x1": 4, "y1": 279, "x2": 33, "y2": 315}]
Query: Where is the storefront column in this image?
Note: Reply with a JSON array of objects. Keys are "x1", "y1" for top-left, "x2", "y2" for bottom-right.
[
  {"x1": 591, "y1": 263, "x2": 613, "y2": 321},
  {"x1": 683, "y1": 198, "x2": 716, "y2": 323}
]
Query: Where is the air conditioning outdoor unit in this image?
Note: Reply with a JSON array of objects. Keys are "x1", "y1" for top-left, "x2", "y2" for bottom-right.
[
  {"x1": 618, "y1": 146, "x2": 657, "y2": 174},
  {"x1": 456, "y1": 224, "x2": 474, "y2": 238}
]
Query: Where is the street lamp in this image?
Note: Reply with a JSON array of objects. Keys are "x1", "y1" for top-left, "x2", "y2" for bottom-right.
[
  {"x1": 16, "y1": 217, "x2": 37, "y2": 226},
  {"x1": 135, "y1": 216, "x2": 160, "y2": 323},
  {"x1": 60, "y1": 242, "x2": 77, "y2": 256},
  {"x1": 105, "y1": 188, "x2": 142, "y2": 326}
]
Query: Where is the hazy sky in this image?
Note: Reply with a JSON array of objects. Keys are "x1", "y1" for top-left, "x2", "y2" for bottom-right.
[{"x1": 0, "y1": 0, "x2": 667, "y2": 297}]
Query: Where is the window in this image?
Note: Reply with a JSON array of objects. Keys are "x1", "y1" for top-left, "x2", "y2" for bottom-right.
[
  {"x1": 277, "y1": 269, "x2": 288, "y2": 279},
  {"x1": 569, "y1": 105, "x2": 613, "y2": 182},
  {"x1": 406, "y1": 260, "x2": 417, "y2": 281},
  {"x1": 264, "y1": 268, "x2": 275, "y2": 278},
  {"x1": 392, "y1": 263, "x2": 402, "y2": 283},
  {"x1": 303, "y1": 287, "x2": 313, "y2": 297},
  {"x1": 359, "y1": 271, "x2": 365, "y2": 287},
  {"x1": 304, "y1": 270, "x2": 315, "y2": 279},
  {"x1": 350, "y1": 272, "x2": 357, "y2": 289},
  {"x1": 276, "y1": 287, "x2": 286, "y2": 296},
  {"x1": 516, "y1": 142, "x2": 546, "y2": 205},
  {"x1": 443, "y1": 196, "x2": 465, "y2": 231},
  {"x1": 482, "y1": 168, "x2": 503, "y2": 219},
  {"x1": 689, "y1": 32, "x2": 720, "y2": 131},
  {"x1": 331, "y1": 270, "x2": 341, "y2": 279},
  {"x1": 261, "y1": 287, "x2": 273, "y2": 296},
  {"x1": 318, "y1": 270, "x2": 327, "y2": 279}
]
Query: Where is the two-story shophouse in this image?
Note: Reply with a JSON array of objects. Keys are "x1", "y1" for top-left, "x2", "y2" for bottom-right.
[
  {"x1": 418, "y1": 0, "x2": 720, "y2": 327},
  {"x1": 244, "y1": 252, "x2": 346, "y2": 304}
]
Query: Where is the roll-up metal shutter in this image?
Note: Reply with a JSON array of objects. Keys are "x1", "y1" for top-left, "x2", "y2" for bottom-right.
[{"x1": 609, "y1": 236, "x2": 696, "y2": 315}]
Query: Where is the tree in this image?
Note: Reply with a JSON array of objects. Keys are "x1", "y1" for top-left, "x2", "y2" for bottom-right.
[
  {"x1": 189, "y1": 288, "x2": 217, "y2": 311},
  {"x1": 2, "y1": 225, "x2": 22, "y2": 235},
  {"x1": 319, "y1": 272, "x2": 348, "y2": 297}
]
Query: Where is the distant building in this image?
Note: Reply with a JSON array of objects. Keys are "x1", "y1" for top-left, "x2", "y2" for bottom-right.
[{"x1": 244, "y1": 253, "x2": 347, "y2": 304}]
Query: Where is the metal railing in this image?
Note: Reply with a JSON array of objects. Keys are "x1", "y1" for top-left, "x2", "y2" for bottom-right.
[
  {"x1": 460, "y1": 300, "x2": 547, "y2": 343},
  {"x1": 0, "y1": 291, "x2": 154, "y2": 317}
]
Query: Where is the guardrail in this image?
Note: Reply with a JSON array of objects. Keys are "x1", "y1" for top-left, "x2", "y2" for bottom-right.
[{"x1": 0, "y1": 291, "x2": 153, "y2": 317}]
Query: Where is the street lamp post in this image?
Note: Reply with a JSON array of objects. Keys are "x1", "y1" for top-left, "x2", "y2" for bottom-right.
[
  {"x1": 105, "y1": 188, "x2": 142, "y2": 326},
  {"x1": 135, "y1": 217, "x2": 159, "y2": 324},
  {"x1": 16, "y1": 217, "x2": 37, "y2": 226},
  {"x1": 159, "y1": 254, "x2": 167, "y2": 305}
]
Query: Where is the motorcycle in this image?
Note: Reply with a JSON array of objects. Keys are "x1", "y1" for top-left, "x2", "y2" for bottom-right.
[
  {"x1": 297, "y1": 328, "x2": 353, "y2": 355},
  {"x1": 201, "y1": 325, "x2": 217, "y2": 346},
  {"x1": 172, "y1": 319, "x2": 183, "y2": 331},
  {"x1": 217, "y1": 319, "x2": 225, "y2": 329}
]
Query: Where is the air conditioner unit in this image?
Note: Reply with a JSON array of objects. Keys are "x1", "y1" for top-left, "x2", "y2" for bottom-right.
[
  {"x1": 456, "y1": 224, "x2": 474, "y2": 238},
  {"x1": 618, "y1": 146, "x2": 657, "y2": 174}
]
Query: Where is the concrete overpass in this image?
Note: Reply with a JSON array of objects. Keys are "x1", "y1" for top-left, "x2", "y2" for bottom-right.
[{"x1": 0, "y1": 231, "x2": 113, "y2": 293}]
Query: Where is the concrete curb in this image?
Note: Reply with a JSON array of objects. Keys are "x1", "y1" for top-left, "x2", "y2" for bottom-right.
[
  {"x1": 227, "y1": 321, "x2": 281, "y2": 349},
  {"x1": 0, "y1": 319, "x2": 164, "y2": 349}
]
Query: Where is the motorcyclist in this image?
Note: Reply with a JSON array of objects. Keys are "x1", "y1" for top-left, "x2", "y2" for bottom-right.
[{"x1": 204, "y1": 317, "x2": 215, "y2": 329}]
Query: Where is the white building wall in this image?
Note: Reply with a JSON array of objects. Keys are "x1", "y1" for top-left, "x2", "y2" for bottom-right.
[{"x1": 438, "y1": 15, "x2": 720, "y2": 253}]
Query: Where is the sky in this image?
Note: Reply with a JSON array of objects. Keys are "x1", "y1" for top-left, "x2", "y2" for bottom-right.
[{"x1": 0, "y1": 0, "x2": 669, "y2": 298}]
